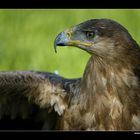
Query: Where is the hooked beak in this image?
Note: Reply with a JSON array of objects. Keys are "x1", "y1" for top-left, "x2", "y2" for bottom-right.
[
  {"x1": 54, "y1": 29, "x2": 93, "y2": 53},
  {"x1": 54, "y1": 32, "x2": 70, "y2": 53}
]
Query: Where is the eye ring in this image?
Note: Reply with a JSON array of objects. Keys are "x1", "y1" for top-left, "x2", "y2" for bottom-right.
[{"x1": 86, "y1": 31, "x2": 95, "y2": 39}]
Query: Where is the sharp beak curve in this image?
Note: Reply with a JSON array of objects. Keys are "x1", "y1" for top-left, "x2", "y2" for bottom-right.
[
  {"x1": 54, "y1": 32, "x2": 69, "y2": 53},
  {"x1": 54, "y1": 29, "x2": 92, "y2": 53}
]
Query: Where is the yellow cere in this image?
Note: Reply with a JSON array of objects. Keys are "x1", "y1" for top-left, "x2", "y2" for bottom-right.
[{"x1": 65, "y1": 29, "x2": 73, "y2": 39}]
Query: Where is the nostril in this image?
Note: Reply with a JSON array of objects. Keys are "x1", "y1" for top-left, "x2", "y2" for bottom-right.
[{"x1": 67, "y1": 32, "x2": 71, "y2": 38}]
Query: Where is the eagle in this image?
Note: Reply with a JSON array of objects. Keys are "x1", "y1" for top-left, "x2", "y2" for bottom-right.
[{"x1": 0, "y1": 18, "x2": 140, "y2": 130}]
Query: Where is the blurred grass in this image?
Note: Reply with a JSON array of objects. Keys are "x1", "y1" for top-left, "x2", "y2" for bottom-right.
[{"x1": 0, "y1": 9, "x2": 140, "y2": 78}]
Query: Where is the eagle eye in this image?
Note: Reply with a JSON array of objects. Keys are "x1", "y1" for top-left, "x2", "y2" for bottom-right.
[{"x1": 86, "y1": 31, "x2": 95, "y2": 39}]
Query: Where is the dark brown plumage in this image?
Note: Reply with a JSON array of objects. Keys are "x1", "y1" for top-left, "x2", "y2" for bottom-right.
[
  {"x1": 0, "y1": 18, "x2": 140, "y2": 130},
  {"x1": 0, "y1": 71, "x2": 80, "y2": 129}
]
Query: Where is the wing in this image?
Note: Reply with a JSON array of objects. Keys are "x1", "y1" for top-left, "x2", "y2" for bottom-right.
[{"x1": 0, "y1": 70, "x2": 81, "y2": 130}]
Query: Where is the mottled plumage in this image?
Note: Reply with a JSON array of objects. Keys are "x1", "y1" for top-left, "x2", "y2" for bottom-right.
[
  {"x1": 54, "y1": 19, "x2": 140, "y2": 130},
  {"x1": 0, "y1": 71, "x2": 80, "y2": 129},
  {"x1": 0, "y1": 18, "x2": 140, "y2": 130}
]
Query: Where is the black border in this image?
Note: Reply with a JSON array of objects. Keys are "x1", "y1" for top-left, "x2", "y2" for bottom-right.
[
  {"x1": 0, "y1": 131, "x2": 140, "y2": 139},
  {"x1": 0, "y1": 0, "x2": 140, "y2": 9}
]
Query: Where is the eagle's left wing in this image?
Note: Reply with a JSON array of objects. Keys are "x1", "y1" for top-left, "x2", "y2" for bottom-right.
[{"x1": 0, "y1": 70, "x2": 80, "y2": 129}]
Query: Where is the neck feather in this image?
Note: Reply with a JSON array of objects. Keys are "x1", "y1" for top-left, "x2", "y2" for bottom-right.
[{"x1": 81, "y1": 55, "x2": 139, "y2": 103}]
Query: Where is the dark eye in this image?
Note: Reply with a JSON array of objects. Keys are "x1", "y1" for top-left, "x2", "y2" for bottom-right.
[{"x1": 86, "y1": 31, "x2": 95, "y2": 39}]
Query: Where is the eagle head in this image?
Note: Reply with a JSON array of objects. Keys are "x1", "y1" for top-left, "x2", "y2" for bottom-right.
[{"x1": 54, "y1": 19, "x2": 139, "y2": 60}]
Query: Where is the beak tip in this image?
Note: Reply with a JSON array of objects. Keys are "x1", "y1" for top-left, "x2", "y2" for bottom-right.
[
  {"x1": 54, "y1": 32, "x2": 68, "y2": 53},
  {"x1": 54, "y1": 48, "x2": 57, "y2": 53},
  {"x1": 54, "y1": 38, "x2": 58, "y2": 53}
]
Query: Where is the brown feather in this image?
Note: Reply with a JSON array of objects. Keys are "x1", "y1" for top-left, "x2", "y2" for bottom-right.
[
  {"x1": 0, "y1": 71, "x2": 80, "y2": 129},
  {"x1": 54, "y1": 19, "x2": 140, "y2": 130},
  {"x1": 1, "y1": 19, "x2": 140, "y2": 130}
]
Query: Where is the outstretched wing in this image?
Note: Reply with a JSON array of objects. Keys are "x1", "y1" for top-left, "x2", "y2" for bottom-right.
[{"x1": 0, "y1": 70, "x2": 81, "y2": 129}]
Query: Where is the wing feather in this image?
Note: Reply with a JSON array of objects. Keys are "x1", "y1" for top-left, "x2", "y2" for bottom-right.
[{"x1": 0, "y1": 70, "x2": 81, "y2": 129}]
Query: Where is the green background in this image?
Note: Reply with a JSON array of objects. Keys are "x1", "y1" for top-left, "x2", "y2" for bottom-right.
[{"x1": 0, "y1": 9, "x2": 140, "y2": 78}]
